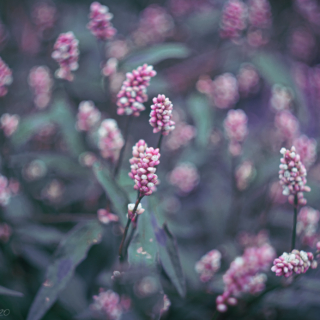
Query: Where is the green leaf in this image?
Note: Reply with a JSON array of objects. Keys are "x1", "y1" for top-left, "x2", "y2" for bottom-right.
[
  {"x1": 0, "y1": 285, "x2": 24, "y2": 297},
  {"x1": 187, "y1": 93, "x2": 212, "y2": 148},
  {"x1": 122, "y1": 43, "x2": 190, "y2": 71},
  {"x1": 92, "y1": 162, "x2": 129, "y2": 226},
  {"x1": 26, "y1": 221, "x2": 103, "y2": 320}
]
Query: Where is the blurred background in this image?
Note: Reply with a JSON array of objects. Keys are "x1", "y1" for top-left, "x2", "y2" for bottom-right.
[{"x1": 1, "y1": 0, "x2": 320, "y2": 319}]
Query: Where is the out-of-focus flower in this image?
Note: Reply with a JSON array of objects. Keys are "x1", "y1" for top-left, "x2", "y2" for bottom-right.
[
  {"x1": 195, "y1": 249, "x2": 221, "y2": 282},
  {"x1": 289, "y1": 28, "x2": 315, "y2": 62},
  {"x1": 0, "y1": 57, "x2": 12, "y2": 97},
  {"x1": 98, "y1": 119, "x2": 124, "y2": 162},
  {"x1": 293, "y1": 135, "x2": 317, "y2": 168},
  {"x1": 149, "y1": 94, "x2": 175, "y2": 135},
  {"x1": 32, "y1": 1, "x2": 56, "y2": 32},
  {"x1": 0, "y1": 175, "x2": 11, "y2": 206},
  {"x1": 42, "y1": 179, "x2": 64, "y2": 203},
  {"x1": 28, "y1": 66, "x2": 53, "y2": 109},
  {"x1": 237, "y1": 63, "x2": 260, "y2": 97},
  {"x1": 23, "y1": 159, "x2": 47, "y2": 181},
  {"x1": 160, "y1": 295, "x2": 171, "y2": 314},
  {"x1": 247, "y1": 27, "x2": 269, "y2": 47},
  {"x1": 79, "y1": 152, "x2": 97, "y2": 167},
  {"x1": 279, "y1": 146, "x2": 310, "y2": 206},
  {"x1": 135, "y1": 276, "x2": 159, "y2": 297},
  {"x1": 116, "y1": 64, "x2": 156, "y2": 116},
  {"x1": 102, "y1": 58, "x2": 118, "y2": 77},
  {"x1": 76, "y1": 101, "x2": 101, "y2": 132},
  {"x1": 216, "y1": 244, "x2": 275, "y2": 312},
  {"x1": 97, "y1": 209, "x2": 119, "y2": 224},
  {"x1": 248, "y1": 0, "x2": 272, "y2": 29},
  {"x1": 132, "y1": 5, "x2": 174, "y2": 46},
  {"x1": 0, "y1": 223, "x2": 11, "y2": 242},
  {"x1": 238, "y1": 230, "x2": 269, "y2": 248},
  {"x1": 91, "y1": 289, "x2": 123, "y2": 320},
  {"x1": 169, "y1": 0, "x2": 212, "y2": 16},
  {"x1": 52, "y1": 32, "x2": 79, "y2": 81},
  {"x1": 107, "y1": 40, "x2": 129, "y2": 60},
  {"x1": 271, "y1": 250, "x2": 316, "y2": 277},
  {"x1": 168, "y1": 162, "x2": 200, "y2": 194},
  {"x1": 1, "y1": 114, "x2": 19, "y2": 137},
  {"x1": 270, "y1": 85, "x2": 294, "y2": 112},
  {"x1": 297, "y1": 206, "x2": 320, "y2": 246},
  {"x1": 224, "y1": 109, "x2": 248, "y2": 156},
  {"x1": 275, "y1": 110, "x2": 299, "y2": 142},
  {"x1": 87, "y1": 2, "x2": 116, "y2": 41},
  {"x1": 128, "y1": 203, "x2": 145, "y2": 220},
  {"x1": 269, "y1": 181, "x2": 287, "y2": 204},
  {"x1": 295, "y1": 0, "x2": 320, "y2": 26},
  {"x1": 8, "y1": 178, "x2": 20, "y2": 195},
  {"x1": 220, "y1": 0, "x2": 247, "y2": 39},
  {"x1": 211, "y1": 73, "x2": 239, "y2": 109},
  {"x1": 235, "y1": 160, "x2": 256, "y2": 190}
]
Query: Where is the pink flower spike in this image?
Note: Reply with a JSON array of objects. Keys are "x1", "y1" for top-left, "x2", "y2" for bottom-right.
[
  {"x1": 248, "y1": 0, "x2": 272, "y2": 29},
  {"x1": 0, "y1": 57, "x2": 12, "y2": 97},
  {"x1": 128, "y1": 203, "x2": 145, "y2": 220},
  {"x1": 76, "y1": 101, "x2": 101, "y2": 132},
  {"x1": 97, "y1": 209, "x2": 119, "y2": 224},
  {"x1": 195, "y1": 249, "x2": 221, "y2": 282},
  {"x1": 293, "y1": 135, "x2": 317, "y2": 168},
  {"x1": 149, "y1": 94, "x2": 175, "y2": 135},
  {"x1": 87, "y1": 2, "x2": 116, "y2": 41},
  {"x1": 1, "y1": 113, "x2": 19, "y2": 137},
  {"x1": 52, "y1": 32, "x2": 79, "y2": 81},
  {"x1": 116, "y1": 64, "x2": 156, "y2": 117}
]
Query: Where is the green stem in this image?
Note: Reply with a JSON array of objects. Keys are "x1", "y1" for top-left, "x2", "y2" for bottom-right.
[
  {"x1": 157, "y1": 133, "x2": 164, "y2": 150},
  {"x1": 291, "y1": 194, "x2": 298, "y2": 251}
]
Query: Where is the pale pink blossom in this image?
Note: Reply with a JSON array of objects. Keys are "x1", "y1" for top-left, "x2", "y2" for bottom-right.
[
  {"x1": 32, "y1": 1, "x2": 56, "y2": 32},
  {"x1": 79, "y1": 152, "x2": 97, "y2": 167},
  {"x1": 76, "y1": 101, "x2": 101, "y2": 132},
  {"x1": 98, "y1": 119, "x2": 124, "y2": 162},
  {"x1": 248, "y1": 0, "x2": 272, "y2": 28},
  {"x1": 224, "y1": 109, "x2": 248, "y2": 156},
  {"x1": 0, "y1": 57, "x2": 12, "y2": 97},
  {"x1": 87, "y1": 2, "x2": 116, "y2": 41},
  {"x1": 128, "y1": 203, "x2": 145, "y2": 220},
  {"x1": 237, "y1": 63, "x2": 260, "y2": 96},
  {"x1": 275, "y1": 110, "x2": 299, "y2": 141},
  {"x1": 279, "y1": 146, "x2": 310, "y2": 205},
  {"x1": 270, "y1": 85, "x2": 294, "y2": 112},
  {"x1": 102, "y1": 58, "x2": 118, "y2": 77},
  {"x1": 1, "y1": 114, "x2": 19, "y2": 137},
  {"x1": 149, "y1": 94, "x2": 175, "y2": 135},
  {"x1": 293, "y1": 135, "x2": 317, "y2": 168},
  {"x1": 107, "y1": 40, "x2": 129, "y2": 60},
  {"x1": 195, "y1": 249, "x2": 221, "y2": 282},
  {"x1": 28, "y1": 66, "x2": 53, "y2": 109},
  {"x1": 271, "y1": 250, "x2": 316, "y2": 277},
  {"x1": 220, "y1": 0, "x2": 248, "y2": 39},
  {"x1": 116, "y1": 64, "x2": 156, "y2": 116},
  {"x1": 97, "y1": 209, "x2": 119, "y2": 224},
  {"x1": 247, "y1": 27, "x2": 269, "y2": 47},
  {"x1": 52, "y1": 32, "x2": 79, "y2": 81},
  {"x1": 297, "y1": 206, "x2": 320, "y2": 247},
  {"x1": 290, "y1": 28, "x2": 315, "y2": 62},
  {"x1": 165, "y1": 121, "x2": 196, "y2": 151},
  {"x1": 235, "y1": 160, "x2": 255, "y2": 190},
  {"x1": 295, "y1": 0, "x2": 320, "y2": 26},
  {"x1": 0, "y1": 175, "x2": 11, "y2": 206},
  {"x1": 168, "y1": 162, "x2": 199, "y2": 194},
  {"x1": 160, "y1": 295, "x2": 171, "y2": 314}
]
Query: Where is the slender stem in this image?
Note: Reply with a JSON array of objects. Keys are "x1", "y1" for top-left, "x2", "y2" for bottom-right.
[
  {"x1": 113, "y1": 116, "x2": 132, "y2": 179},
  {"x1": 291, "y1": 194, "x2": 298, "y2": 251},
  {"x1": 157, "y1": 133, "x2": 164, "y2": 150},
  {"x1": 212, "y1": 311, "x2": 219, "y2": 320}
]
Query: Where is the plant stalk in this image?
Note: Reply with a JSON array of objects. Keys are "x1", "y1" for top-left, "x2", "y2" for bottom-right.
[
  {"x1": 291, "y1": 194, "x2": 298, "y2": 251},
  {"x1": 157, "y1": 133, "x2": 164, "y2": 150}
]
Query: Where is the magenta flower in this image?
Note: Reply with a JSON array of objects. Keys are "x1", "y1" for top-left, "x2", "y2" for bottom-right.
[
  {"x1": 1, "y1": 113, "x2": 19, "y2": 137},
  {"x1": 128, "y1": 139, "x2": 148, "y2": 181},
  {"x1": 116, "y1": 64, "x2": 156, "y2": 116},
  {"x1": 271, "y1": 250, "x2": 316, "y2": 277},
  {"x1": 149, "y1": 94, "x2": 175, "y2": 135},
  {"x1": 248, "y1": 0, "x2": 272, "y2": 29},
  {"x1": 97, "y1": 209, "x2": 119, "y2": 224},
  {"x1": 220, "y1": 0, "x2": 248, "y2": 39},
  {"x1": 76, "y1": 101, "x2": 101, "y2": 132},
  {"x1": 52, "y1": 32, "x2": 79, "y2": 81},
  {"x1": 87, "y1": 2, "x2": 116, "y2": 41},
  {"x1": 98, "y1": 119, "x2": 124, "y2": 162},
  {"x1": 293, "y1": 134, "x2": 317, "y2": 168},
  {"x1": 279, "y1": 146, "x2": 310, "y2": 206},
  {"x1": 195, "y1": 249, "x2": 221, "y2": 282},
  {"x1": 0, "y1": 57, "x2": 12, "y2": 97}
]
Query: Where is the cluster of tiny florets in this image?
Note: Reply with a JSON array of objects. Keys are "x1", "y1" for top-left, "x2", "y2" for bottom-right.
[
  {"x1": 87, "y1": 2, "x2": 116, "y2": 41},
  {"x1": 128, "y1": 203, "x2": 145, "y2": 221},
  {"x1": 149, "y1": 94, "x2": 175, "y2": 135},
  {"x1": 275, "y1": 110, "x2": 299, "y2": 142},
  {"x1": 195, "y1": 249, "x2": 221, "y2": 282},
  {"x1": 51, "y1": 32, "x2": 79, "y2": 81},
  {"x1": 248, "y1": 0, "x2": 272, "y2": 29},
  {"x1": 279, "y1": 146, "x2": 310, "y2": 205},
  {"x1": 293, "y1": 135, "x2": 317, "y2": 168},
  {"x1": 98, "y1": 119, "x2": 124, "y2": 162},
  {"x1": 76, "y1": 101, "x2": 101, "y2": 132},
  {"x1": 97, "y1": 209, "x2": 119, "y2": 225},
  {"x1": 271, "y1": 250, "x2": 317, "y2": 277},
  {"x1": 270, "y1": 85, "x2": 293, "y2": 112},
  {"x1": 116, "y1": 64, "x2": 156, "y2": 116},
  {"x1": 1, "y1": 113, "x2": 19, "y2": 137},
  {"x1": 237, "y1": 63, "x2": 260, "y2": 97},
  {"x1": 297, "y1": 206, "x2": 320, "y2": 246},
  {"x1": 0, "y1": 57, "x2": 12, "y2": 97}
]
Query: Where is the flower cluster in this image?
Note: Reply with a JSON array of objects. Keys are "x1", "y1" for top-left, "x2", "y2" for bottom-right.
[
  {"x1": 1, "y1": 113, "x2": 19, "y2": 137},
  {"x1": 128, "y1": 203, "x2": 145, "y2": 221},
  {"x1": 237, "y1": 63, "x2": 260, "y2": 97},
  {"x1": 275, "y1": 110, "x2": 299, "y2": 142},
  {"x1": 0, "y1": 57, "x2": 12, "y2": 97},
  {"x1": 0, "y1": 175, "x2": 11, "y2": 206},
  {"x1": 224, "y1": 109, "x2": 248, "y2": 156},
  {"x1": 28, "y1": 66, "x2": 53, "y2": 109},
  {"x1": 220, "y1": 0, "x2": 248, "y2": 39},
  {"x1": 149, "y1": 94, "x2": 175, "y2": 135},
  {"x1": 0, "y1": 223, "x2": 11, "y2": 243},
  {"x1": 97, "y1": 209, "x2": 119, "y2": 225},
  {"x1": 98, "y1": 119, "x2": 124, "y2": 162},
  {"x1": 32, "y1": 1, "x2": 56, "y2": 32},
  {"x1": 216, "y1": 244, "x2": 275, "y2": 312},
  {"x1": 91, "y1": 290, "x2": 123, "y2": 320},
  {"x1": 297, "y1": 207, "x2": 320, "y2": 246},
  {"x1": 270, "y1": 85, "x2": 293, "y2": 112},
  {"x1": 51, "y1": 32, "x2": 79, "y2": 81},
  {"x1": 238, "y1": 230, "x2": 269, "y2": 248},
  {"x1": 271, "y1": 250, "x2": 317, "y2": 277},
  {"x1": 102, "y1": 57, "x2": 118, "y2": 77},
  {"x1": 76, "y1": 101, "x2": 101, "y2": 132},
  {"x1": 279, "y1": 146, "x2": 310, "y2": 205},
  {"x1": 129, "y1": 140, "x2": 160, "y2": 196},
  {"x1": 116, "y1": 64, "x2": 157, "y2": 116},
  {"x1": 87, "y1": 2, "x2": 116, "y2": 41},
  {"x1": 293, "y1": 135, "x2": 317, "y2": 168},
  {"x1": 195, "y1": 249, "x2": 221, "y2": 282},
  {"x1": 132, "y1": 5, "x2": 174, "y2": 47},
  {"x1": 160, "y1": 295, "x2": 171, "y2": 314},
  {"x1": 168, "y1": 162, "x2": 200, "y2": 195},
  {"x1": 290, "y1": 28, "x2": 315, "y2": 62},
  {"x1": 235, "y1": 160, "x2": 255, "y2": 191},
  {"x1": 248, "y1": 0, "x2": 272, "y2": 29}
]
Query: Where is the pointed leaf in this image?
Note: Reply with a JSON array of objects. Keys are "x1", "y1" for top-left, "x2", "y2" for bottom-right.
[
  {"x1": 0, "y1": 285, "x2": 23, "y2": 297},
  {"x1": 26, "y1": 221, "x2": 103, "y2": 320}
]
